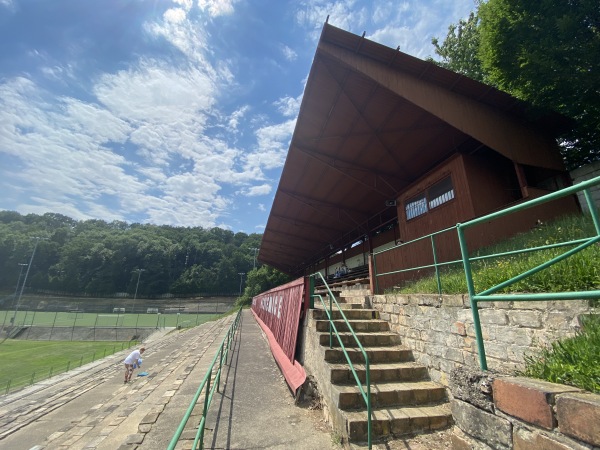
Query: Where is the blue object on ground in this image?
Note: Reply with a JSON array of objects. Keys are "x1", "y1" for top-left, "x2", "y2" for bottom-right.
[{"x1": 137, "y1": 371, "x2": 149, "y2": 377}]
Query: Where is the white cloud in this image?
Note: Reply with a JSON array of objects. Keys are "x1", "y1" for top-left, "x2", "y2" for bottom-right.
[
  {"x1": 228, "y1": 105, "x2": 250, "y2": 131},
  {"x1": 197, "y1": 0, "x2": 238, "y2": 17},
  {"x1": 94, "y1": 61, "x2": 217, "y2": 124},
  {"x1": 296, "y1": 0, "x2": 368, "y2": 40},
  {"x1": 258, "y1": 203, "x2": 266, "y2": 212},
  {"x1": 281, "y1": 45, "x2": 298, "y2": 61},
  {"x1": 295, "y1": 0, "x2": 476, "y2": 58},
  {"x1": 245, "y1": 119, "x2": 296, "y2": 172},
  {"x1": 274, "y1": 95, "x2": 302, "y2": 117},
  {"x1": 164, "y1": 7, "x2": 188, "y2": 24},
  {"x1": 242, "y1": 184, "x2": 272, "y2": 197}
]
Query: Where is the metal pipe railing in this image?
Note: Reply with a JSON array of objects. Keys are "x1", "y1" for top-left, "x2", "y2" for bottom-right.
[
  {"x1": 372, "y1": 175, "x2": 600, "y2": 370},
  {"x1": 310, "y1": 272, "x2": 372, "y2": 449},
  {"x1": 167, "y1": 308, "x2": 242, "y2": 450}
]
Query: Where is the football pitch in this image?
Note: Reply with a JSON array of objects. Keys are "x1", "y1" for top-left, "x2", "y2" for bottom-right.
[
  {"x1": 0, "y1": 310, "x2": 219, "y2": 329},
  {"x1": 0, "y1": 339, "x2": 138, "y2": 394}
]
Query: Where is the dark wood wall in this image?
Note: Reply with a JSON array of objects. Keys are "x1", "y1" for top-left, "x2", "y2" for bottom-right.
[{"x1": 373, "y1": 152, "x2": 580, "y2": 293}]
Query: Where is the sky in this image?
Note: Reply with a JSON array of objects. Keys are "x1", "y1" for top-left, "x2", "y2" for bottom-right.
[{"x1": 0, "y1": 0, "x2": 477, "y2": 234}]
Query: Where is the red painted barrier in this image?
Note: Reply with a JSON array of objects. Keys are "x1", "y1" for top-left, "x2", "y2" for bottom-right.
[{"x1": 251, "y1": 277, "x2": 306, "y2": 393}]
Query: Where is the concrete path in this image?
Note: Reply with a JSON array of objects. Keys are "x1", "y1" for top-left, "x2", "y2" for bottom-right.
[{"x1": 0, "y1": 311, "x2": 338, "y2": 450}]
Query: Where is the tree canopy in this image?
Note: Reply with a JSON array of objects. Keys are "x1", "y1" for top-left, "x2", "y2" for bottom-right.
[
  {"x1": 431, "y1": 0, "x2": 600, "y2": 169},
  {"x1": 0, "y1": 211, "x2": 281, "y2": 299}
]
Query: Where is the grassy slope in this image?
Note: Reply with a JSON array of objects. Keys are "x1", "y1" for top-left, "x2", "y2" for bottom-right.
[{"x1": 393, "y1": 214, "x2": 600, "y2": 295}]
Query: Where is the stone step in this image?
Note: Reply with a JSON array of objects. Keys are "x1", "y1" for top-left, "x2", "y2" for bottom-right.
[
  {"x1": 345, "y1": 404, "x2": 452, "y2": 442},
  {"x1": 315, "y1": 319, "x2": 389, "y2": 333},
  {"x1": 340, "y1": 289, "x2": 371, "y2": 297},
  {"x1": 328, "y1": 362, "x2": 428, "y2": 384},
  {"x1": 335, "y1": 381, "x2": 447, "y2": 410},
  {"x1": 324, "y1": 346, "x2": 413, "y2": 364},
  {"x1": 319, "y1": 331, "x2": 401, "y2": 347},
  {"x1": 313, "y1": 308, "x2": 378, "y2": 321},
  {"x1": 314, "y1": 300, "x2": 364, "y2": 310}
]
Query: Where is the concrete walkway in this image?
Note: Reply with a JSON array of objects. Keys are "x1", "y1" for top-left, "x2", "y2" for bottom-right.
[{"x1": 0, "y1": 311, "x2": 338, "y2": 450}]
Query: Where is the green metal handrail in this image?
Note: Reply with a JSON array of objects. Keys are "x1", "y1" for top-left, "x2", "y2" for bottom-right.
[
  {"x1": 167, "y1": 308, "x2": 243, "y2": 450},
  {"x1": 458, "y1": 176, "x2": 600, "y2": 370},
  {"x1": 371, "y1": 175, "x2": 600, "y2": 370},
  {"x1": 373, "y1": 225, "x2": 459, "y2": 295},
  {"x1": 310, "y1": 272, "x2": 372, "y2": 449}
]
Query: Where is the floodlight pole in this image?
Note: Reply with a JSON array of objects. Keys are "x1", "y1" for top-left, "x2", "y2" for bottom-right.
[
  {"x1": 0, "y1": 263, "x2": 27, "y2": 335},
  {"x1": 250, "y1": 247, "x2": 259, "y2": 270},
  {"x1": 238, "y1": 272, "x2": 245, "y2": 296},
  {"x1": 13, "y1": 237, "x2": 45, "y2": 326},
  {"x1": 132, "y1": 269, "x2": 145, "y2": 314}
]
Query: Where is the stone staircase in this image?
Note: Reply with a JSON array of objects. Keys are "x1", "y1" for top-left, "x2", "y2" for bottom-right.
[{"x1": 304, "y1": 285, "x2": 452, "y2": 445}]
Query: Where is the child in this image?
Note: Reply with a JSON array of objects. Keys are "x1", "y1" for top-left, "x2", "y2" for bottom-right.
[{"x1": 124, "y1": 347, "x2": 145, "y2": 383}]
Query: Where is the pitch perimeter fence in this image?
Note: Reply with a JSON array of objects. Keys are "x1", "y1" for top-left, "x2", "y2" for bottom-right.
[{"x1": 0, "y1": 296, "x2": 237, "y2": 341}]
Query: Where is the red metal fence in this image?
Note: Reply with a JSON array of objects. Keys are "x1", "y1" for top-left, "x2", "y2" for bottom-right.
[{"x1": 251, "y1": 277, "x2": 306, "y2": 392}]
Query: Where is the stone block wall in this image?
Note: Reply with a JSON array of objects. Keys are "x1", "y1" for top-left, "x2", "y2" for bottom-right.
[
  {"x1": 570, "y1": 160, "x2": 600, "y2": 213},
  {"x1": 370, "y1": 294, "x2": 597, "y2": 385},
  {"x1": 450, "y1": 371, "x2": 600, "y2": 449}
]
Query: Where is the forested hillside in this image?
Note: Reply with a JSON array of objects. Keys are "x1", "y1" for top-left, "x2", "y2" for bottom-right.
[{"x1": 0, "y1": 211, "x2": 264, "y2": 297}]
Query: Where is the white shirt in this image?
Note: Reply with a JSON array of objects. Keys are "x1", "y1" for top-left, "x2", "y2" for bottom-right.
[{"x1": 124, "y1": 350, "x2": 142, "y2": 365}]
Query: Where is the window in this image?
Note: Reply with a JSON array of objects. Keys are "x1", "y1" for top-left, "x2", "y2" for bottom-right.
[
  {"x1": 405, "y1": 176, "x2": 454, "y2": 220},
  {"x1": 405, "y1": 193, "x2": 427, "y2": 220},
  {"x1": 428, "y1": 176, "x2": 454, "y2": 209}
]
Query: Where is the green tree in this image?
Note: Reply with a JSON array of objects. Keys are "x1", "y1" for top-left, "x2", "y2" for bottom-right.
[
  {"x1": 478, "y1": 0, "x2": 600, "y2": 168},
  {"x1": 430, "y1": 11, "x2": 486, "y2": 82},
  {"x1": 236, "y1": 266, "x2": 292, "y2": 307}
]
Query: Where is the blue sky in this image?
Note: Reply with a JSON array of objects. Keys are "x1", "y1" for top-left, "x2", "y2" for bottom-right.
[{"x1": 0, "y1": 0, "x2": 476, "y2": 233}]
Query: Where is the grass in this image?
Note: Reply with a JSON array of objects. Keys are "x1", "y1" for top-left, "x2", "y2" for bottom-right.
[
  {"x1": 0, "y1": 340, "x2": 137, "y2": 393},
  {"x1": 391, "y1": 214, "x2": 600, "y2": 296},
  {"x1": 518, "y1": 315, "x2": 600, "y2": 393},
  {"x1": 0, "y1": 310, "x2": 224, "y2": 394},
  {"x1": 385, "y1": 213, "x2": 599, "y2": 392}
]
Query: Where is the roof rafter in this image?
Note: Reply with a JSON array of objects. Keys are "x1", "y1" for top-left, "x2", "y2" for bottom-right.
[
  {"x1": 293, "y1": 143, "x2": 402, "y2": 196},
  {"x1": 279, "y1": 189, "x2": 369, "y2": 228}
]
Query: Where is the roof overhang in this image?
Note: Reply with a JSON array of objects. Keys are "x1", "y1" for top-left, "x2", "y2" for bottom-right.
[{"x1": 260, "y1": 23, "x2": 570, "y2": 275}]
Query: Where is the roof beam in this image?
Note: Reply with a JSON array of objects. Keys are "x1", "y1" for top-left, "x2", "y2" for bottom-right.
[
  {"x1": 292, "y1": 143, "x2": 402, "y2": 197},
  {"x1": 318, "y1": 41, "x2": 565, "y2": 170},
  {"x1": 318, "y1": 57, "x2": 412, "y2": 178},
  {"x1": 261, "y1": 237, "x2": 317, "y2": 255},
  {"x1": 264, "y1": 228, "x2": 328, "y2": 247},
  {"x1": 270, "y1": 213, "x2": 342, "y2": 233},
  {"x1": 279, "y1": 189, "x2": 369, "y2": 228}
]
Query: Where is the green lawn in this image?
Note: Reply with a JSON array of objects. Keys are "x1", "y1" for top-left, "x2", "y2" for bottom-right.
[
  {"x1": 0, "y1": 340, "x2": 137, "y2": 393},
  {"x1": 0, "y1": 311, "x2": 221, "y2": 394}
]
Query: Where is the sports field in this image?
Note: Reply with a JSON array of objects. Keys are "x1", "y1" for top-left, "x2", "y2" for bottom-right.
[
  {"x1": 0, "y1": 339, "x2": 137, "y2": 394},
  {"x1": 0, "y1": 310, "x2": 219, "y2": 329}
]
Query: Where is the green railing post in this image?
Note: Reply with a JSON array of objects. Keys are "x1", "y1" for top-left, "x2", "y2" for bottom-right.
[
  {"x1": 372, "y1": 253, "x2": 379, "y2": 295},
  {"x1": 5, "y1": 379, "x2": 11, "y2": 395},
  {"x1": 431, "y1": 235, "x2": 442, "y2": 295},
  {"x1": 30, "y1": 372, "x2": 35, "y2": 386},
  {"x1": 584, "y1": 188, "x2": 600, "y2": 234},
  {"x1": 168, "y1": 308, "x2": 242, "y2": 450},
  {"x1": 309, "y1": 275, "x2": 315, "y2": 309},
  {"x1": 457, "y1": 224, "x2": 488, "y2": 370},
  {"x1": 311, "y1": 272, "x2": 372, "y2": 449}
]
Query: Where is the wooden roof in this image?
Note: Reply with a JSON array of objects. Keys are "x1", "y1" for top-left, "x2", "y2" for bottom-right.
[{"x1": 259, "y1": 23, "x2": 569, "y2": 275}]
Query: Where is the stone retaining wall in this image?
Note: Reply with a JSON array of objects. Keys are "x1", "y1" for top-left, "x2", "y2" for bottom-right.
[
  {"x1": 369, "y1": 294, "x2": 597, "y2": 385},
  {"x1": 571, "y1": 160, "x2": 600, "y2": 213},
  {"x1": 450, "y1": 369, "x2": 600, "y2": 449}
]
